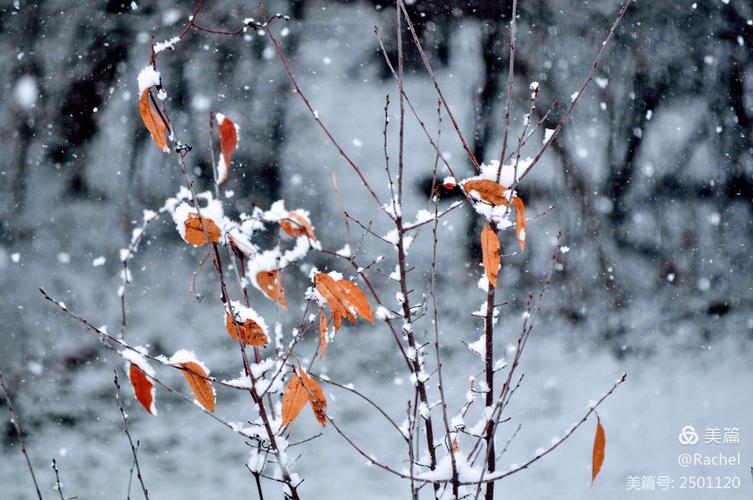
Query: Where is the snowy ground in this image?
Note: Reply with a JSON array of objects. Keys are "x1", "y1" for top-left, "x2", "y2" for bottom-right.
[{"x1": 2, "y1": 313, "x2": 752, "y2": 499}]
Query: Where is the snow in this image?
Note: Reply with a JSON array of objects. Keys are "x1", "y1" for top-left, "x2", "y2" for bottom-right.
[
  {"x1": 120, "y1": 346, "x2": 156, "y2": 378},
  {"x1": 13, "y1": 75, "x2": 38, "y2": 109},
  {"x1": 154, "y1": 36, "x2": 181, "y2": 54},
  {"x1": 137, "y1": 65, "x2": 161, "y2": 93},
  {"x1": 168, "y1": 349, "x2": 210, "y2": 375},
  {"x1": 226, "y1": 300, "x2": 269, "y2": 341}
]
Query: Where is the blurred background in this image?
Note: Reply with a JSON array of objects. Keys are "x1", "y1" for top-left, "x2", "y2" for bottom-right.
[{"x1": 1, "y1": 0, "x2": 752, "y2": 498}]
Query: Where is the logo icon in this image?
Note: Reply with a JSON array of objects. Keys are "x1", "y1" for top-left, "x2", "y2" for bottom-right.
[{"x1": 678, "y1": 425, "x2": 699, "y2": 445}]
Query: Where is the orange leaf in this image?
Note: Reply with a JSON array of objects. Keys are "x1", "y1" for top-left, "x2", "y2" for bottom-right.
[
  {"x1": 178, "y1": 362, "x2": 215, "y2": 413},
  {"x1": 315, "y1": 273, "x2": 355, "y2": 329},
  {"x1": 336, "y1": 279, "x2": 374, "y2": 323},
  {"x1": 139, "y1": 89, "x2": 169, "y2": 153},
  {"x1": 300, "y1": 369, "x2": 327, "y2": 427},
  {"x1": 216, "y1": 114, "x2": 238, "y2": 184},
  {"x1": 256, "y1": 270, "x2": 287, "y2": 308},
  {"x1": 184, "y1": 213, "x2": 221, "y2": 246},
  {"x1": 280, "y1": 211, "x2": 316, "y2": 240},
  {"x1": 591, "y1": 414, "x2": 606, "y2": 483},
  {"x1": 128, "y1": 364, "x2": 156, "y2": 415},
  {"x1": 481, "y1": 224, "x2": 501, "y2": 288},
  {"x1": 281, "y1": 373, "x2": 308, "y2": 427},
  {"x1": 319, "y1": 309, "x2": 328, "y2": 358},
  {"x1": 512, "y1": 196, "x2": 527, "y2": 251},
  {"x1": 332, "y1": 310, "x2": 343, "y2": 331},
  {"x1": 218, "y1": 115, "x2": 238, "y2": 163},
  {"x1": 462, "y1": 179, "x2": 507, "y2": 206},
  {"x1": 225, "y1": 313, "x2": 268, "y2": 346}
]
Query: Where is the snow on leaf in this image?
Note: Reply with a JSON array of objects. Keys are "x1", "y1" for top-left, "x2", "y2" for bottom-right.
[
  {"x1": 225, "y1": 301, "x2": 269, "y2": 347},
  {"x1": 216, "y1": 113, "x2": 238, "y2": 185},
  {"x1": 139, "y1": 88, "x2": 169, "y2": 153},
  {"x1": 463, "y1": 179, "x2": 507, "y2": 206},
  {"x1": 128, "y1": 363, "x2": 156, "y2": 415},
  {"x1": 336, "y1": 279, "x2": 374, "y2": 324},
  {"x1": 314, "y1": 272, "x2": 355, "y2": 329},
  {"x1": 183, "y1": 213, "x2": 221, "y2": 246},
  {"x1": 481, "y1": 224, "x2": 501, "y2": 288},
  {"x1": 280, "y1": 211, "x2": 316, "y2": 241},
  {"x1": 169, "y1": 350, "x2": 215, "y2": 413}
]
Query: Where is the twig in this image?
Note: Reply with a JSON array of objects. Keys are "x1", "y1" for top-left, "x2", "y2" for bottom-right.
[
  {"x1": 114, "y1": 371, "x2": 149, "y2": 500},
  {"x1": 0, "y1": 367, "x2": 43, "y2": 500}
]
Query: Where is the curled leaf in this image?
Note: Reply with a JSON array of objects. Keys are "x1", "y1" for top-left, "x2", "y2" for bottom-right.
[
  {"x1": 462, "y1": 179, "x2": 507, "y2": 206},
  {"x1": 319, "y1": 309, "x2": 328, "y2": 358},
  {"x1": 481, "y1": 224, "x2": 501, "y2": 288},
  {"x1": 128, "y1": 364, "x2": 156, "y2": 415},
  {"x1": 184, "y1": 213, "x2": 221, "y2": 246},
  {"x1": 225, "y1": 313, "x2": 268, "y2": 346},
  {"x1": 216, "y1": 114, "x2": 238, "y2": 185},
  {"x1": 591, "y1": 414, "x2": 606, "y2": 483},
  {"x1": 256, "y1": 270, "x2": 287, "y2": 308},
  {"x1": 177, "y1": 361, "x2": 215, "y2": 413},
  {"x1": 512, "y1": 196, "x2": 527, "y2": 251},
  {"x1": 139, "y1": 89, "x2": 169, "y2": 153},
  {"x1": 280, "y1": 211, "x2": 316, "y2": 240}
]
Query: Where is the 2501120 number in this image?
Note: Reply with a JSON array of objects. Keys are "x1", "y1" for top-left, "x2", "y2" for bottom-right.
[{"x1": 679, "y1": 476, "x2": 741, "y2": 489}]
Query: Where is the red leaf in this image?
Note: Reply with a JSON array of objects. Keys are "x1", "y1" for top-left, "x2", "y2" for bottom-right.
[{"x1": 128, "y1": 364, "x2": 156, "y2": 415}]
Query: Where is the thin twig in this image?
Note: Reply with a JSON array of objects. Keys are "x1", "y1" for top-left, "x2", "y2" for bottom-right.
[
  {"x1": 0, "y1": 368, "x2": 43, "y2": 500},
  {"x1": 114, "y1": 371, "x2": 149, "y2": 500}
]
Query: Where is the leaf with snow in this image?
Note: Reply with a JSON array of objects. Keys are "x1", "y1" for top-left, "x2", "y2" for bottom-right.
[
  {"x1": 225, "y1": 301, "x2": 269, "y2": 347},
  {"x1": 280, "y1": 211, "x2": 316, "y2": 240},
  {"x1": 183, "y1": 213, "x2": 221, "y2": 246},
  {"x1": 215, "y1": 113, "x2": 238, "y2": 185},
  {"x1": 169, "y1": 350, "x2": 215, "y2": 413},
  {"x1": 139, "y1": 88, "x2": 169, "y2": 153},
  {"x1": 128, "y1": 363, "x2": 156, "y2": 415}
]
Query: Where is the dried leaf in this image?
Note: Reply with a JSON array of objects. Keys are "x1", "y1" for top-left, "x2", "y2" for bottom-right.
[
  {"x1": 256, "y1": 270, "x2": 287, "y2": 308},
  {"x1": 481, "y1": 224, "x2": 501, "y2": 288},
  {"x1": 219, "y1": 116, "x2": 237, "y2": 161},
  {"x1": 319, "y1": 309, "x2": 328, "y2": 358},
  {"x1": 464, "y1": 179, "x2": 527, "y2": 251},
  {"x1": 451, "y1": 436, "x2": 459, "y2": 453},
  {"x1": 462, "y1": 179, "x2": 507, "y2": 206},
  {"x1": 128, "y1": 364, "x2": 156, "y2": 415},
  {"x1": 281, "y1": 373, "x2": 308, "y2": 427},
  {"x1": 225, "y1": 313, "x2": 268, "y2": 346},
  {"x1": 591, "y1": 414, "x2": 606, "y2": 483},
  {"x1": 228, "y1": 234, "x2": 254, "y2": 257},
  {"x1": 300, "y1": 369, "x2": 327, "y2": 427},
  {"x1": 216, "y1": 115, "x2": 238, "y2": 185},
  {"x1": 178, "y1": 362, "x2": 215, "y2": 413},
  {"x1": 139, "y1": 89, "x2": 169, "y2": 153},
  {"x1": 315, "y1": 273, "x2": 355, "y2": 329},
  {"x1": 184, "y1": 213, "x2": 221, "y2": 246},
  {"x1": 280, "y1": 211, "x2": 316, "y2": 240},
  {"x1": 336, "y1": 279, "x2": 374, "y2": 323},
  {"x1": 512, "y1": 196, "x2": 527, "y2": 251}
]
